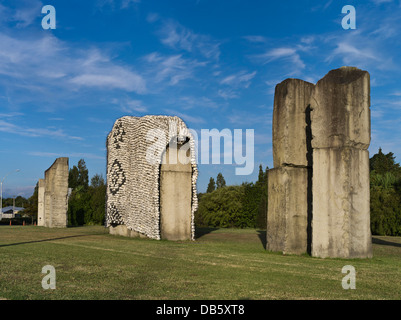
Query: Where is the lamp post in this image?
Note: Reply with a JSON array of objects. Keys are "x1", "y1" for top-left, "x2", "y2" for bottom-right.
[{"x1": 0, "y1": 169, "x2": 20, "y2": 220}]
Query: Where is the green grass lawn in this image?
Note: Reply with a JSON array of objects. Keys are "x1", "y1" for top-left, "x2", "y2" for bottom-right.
[{"x1": 0, "y1": 225, "x2": 400, "y2": 300}]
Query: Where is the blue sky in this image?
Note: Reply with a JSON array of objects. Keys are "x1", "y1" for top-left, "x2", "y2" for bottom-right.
[{"x1": 1, "y1": 0, "x2": 401, "y2": 198}]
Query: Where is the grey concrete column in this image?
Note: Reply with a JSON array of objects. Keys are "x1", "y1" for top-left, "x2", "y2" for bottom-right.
[
  {"x1": 43, "y1": 157, "x2": 69, "y2": 228},
  {"x1": 160, "y1": 145, "x2": 192, "y2": 241},
  {"x1": 37, "y1": 179, "x2": 45, "y2": 226},
  {"x1": 267, "y1": 167, "x2": 310, "y2": 254},
  {"x1": 267, "y1": 79, "x2": 314, "y2": 254}
]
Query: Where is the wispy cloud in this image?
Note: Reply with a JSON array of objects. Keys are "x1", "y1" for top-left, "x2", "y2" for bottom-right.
[
  {"x1": 326, "y1": 41, "x2": 380, "y2": 65},
  {"x1": 220, "y1": 70, "x2": 257, "y2": 88},
  {"x1": 0, "y1": 32, "x2": 147, "y2": 107},
  {"x1": 28, "y1": 151, "x2": 104, "y2": 160},
  {"x1": 151, "y1": 18, "x2": 221, "y2": 60},
  {"x1": 0, "y1": 119, "x2": 83, "y2": 141},
  {"x1": 163, "y1": 108, "x2": 205, "y2": 124},
  {"x1": 119, "y1": 99, "x2": 148, "y2": 113},
  {"x1": 253, "y1": 47, "x2": 305, "y2": 69},
  {"x1": 142, "y1": 52, "x2": 205, "y2": 86},
  {"x1": 242, "y1": 35, "x2": 268, "y2": 43},
  {"x1": 95, "y1": 0, "x2": 140, "y2": 10},
  {"x1": 0, "y1": 0, "x2": 42, "y2": 28}
]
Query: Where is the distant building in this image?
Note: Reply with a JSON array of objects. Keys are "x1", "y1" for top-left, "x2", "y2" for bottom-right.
[{"x1": 0, "y1": 206, "x2": 25, "y2": 219}]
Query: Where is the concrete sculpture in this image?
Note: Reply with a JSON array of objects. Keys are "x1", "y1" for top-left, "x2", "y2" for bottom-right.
[
  {"x1": 267, "y1": 67, "x2": 372, "y2": 258},
  {"x1": 105, "y1": 115, "x2": 198, "y2": 241},
  {"x1": 37, "y1": 157, "x2": 69, "y2": 228}
]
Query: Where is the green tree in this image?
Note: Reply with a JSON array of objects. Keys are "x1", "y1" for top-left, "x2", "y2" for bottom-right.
[
  {"x1": 195, "y1": 164, "x2": 269, "y2": 229},
  {"x1": 216, "y1": 173, "x2": 226, "y2": 189},
  {"x1": 23, "y1": 183, "x2": 38, "y2": 218},
  {"x1": 370, "y1": 148, "x2": 401, "y2": 176},
  {"x1": 69, "y1": 159, "x2": 89, "y2": 190},
  {"x1": 206, "y1": 177, "x2": 216, "y2": 193},
  {"x1": 88, "y1": 174, "x2": 106, "y2": 225},
  {"x1": 68, "y1": 166, "x2": 79, "y2": 189},
  {"x1": 196, "y1": 186, "x2": 244, "y2": 228},
  {"x1": 370, "y1": 149, "x2": 401, "y2": 236},
  {"x1": 77, "y1": 159, "x2": 89, "y2": 188},
  {"x1": 68, "y1": 185, "x2": 91, "y2": 226}
]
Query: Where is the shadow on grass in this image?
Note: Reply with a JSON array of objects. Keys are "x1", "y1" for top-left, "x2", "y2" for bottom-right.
[
  {"x1": 0, "y1": 234, "x2": 93, "y2": 248},
  {"x1": 194, "y1": 227, "x2": 219, "y2": 239},
  {"x1": 372, "y1": 237, "x2": 401, "y2": 248},
  {"x1": 257, "y1": 230, "x2": 267, "y2": 250}
]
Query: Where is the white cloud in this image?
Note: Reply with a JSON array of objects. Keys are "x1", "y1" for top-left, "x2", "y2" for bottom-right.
[
  {"x1": 0, "y1": 31, "x2": 147, "y2": 105},
  {"x1": 163, "y1": 109, "x2": 205, "y2": 124},
  {"x1": 0, "y1": 0, "x2": 42, "y2": 28},
  {"x1": 143, "y1": 52, "x2": 205, "y2": 86},
  {"x1": 95, "y1": 0, "x2": 140, "y2": 10},
  {"x1": 178, "y1": 96, "x2": 220, "y2": 109},
  {"x1": 220, "y1": 70, "x2": 257, "y2": 88},
  {"x1": 242, "y1": 35, "x2": 268, "y2": 43},
  {"x1": 250, "y1": 47, "x2": 305, "y2": 75},
  {"x1": 370, "y1": 0, "x2": 392, "y2": 4},
  {"x1": 70, "y1": 72, "x2": 145, "y2": 93},
  {"x1": 218, "y1": 89, "x2": 239, "y2": 100},
  {"x1": 120, "y1": 99, "x2": 148, "y2": 113},
  {"x1": 0, "y1": 119, "x2": 83, "y2": 141},
  {"x1": 28, "y1": 151, "x2": 104, "y2": 160},
  {"x1": 155, "y1": 19, "x2": 221, "y2": 60}
]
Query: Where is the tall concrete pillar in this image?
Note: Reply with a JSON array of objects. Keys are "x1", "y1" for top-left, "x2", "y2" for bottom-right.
[
  {"x1": 37, "y1": 179, "x2": 45, "y2": 226},
  {"x1": 267, "y1": 79, "x2": 314, "y2": 254},
  {"x1": 267, "y1": 67, "x2": 372, "y2": 258},
  {"x1": 310, "y1": 67, "x2": 372, "y2": 258},
  {"x1": 160, "y1": 145, "x2": 193, "y2": 240}
]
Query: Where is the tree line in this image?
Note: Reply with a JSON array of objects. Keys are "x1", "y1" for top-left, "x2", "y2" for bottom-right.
[
  {"x1": 369, "y1": 148, "x2": 401, "y2": 236},
  {"x1": 19, "y1": 149, "x2": 401, "y2": 236}
]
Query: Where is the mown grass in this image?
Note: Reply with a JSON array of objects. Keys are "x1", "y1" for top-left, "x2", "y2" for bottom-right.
[{"x1": 0, "y1": 225, "x2": 400, "y2": 300}]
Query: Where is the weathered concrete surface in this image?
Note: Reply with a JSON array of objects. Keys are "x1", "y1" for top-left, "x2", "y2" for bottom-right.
[
  {"x1": 109, "y1": 224, "x2": 147, "y2": 238},
  {"x1": 310, "y1": 67, "x2": 371, "y2": 150},
  {"x1": 267, "y1": 66, "x2": 372, "y2": 258},
  {"x1": 267, "y1": 166, "x2": 309, "y2": 255},
  {"x1": 43, "y1": 157, "x2": 69, "y2": 228},
  {"x1": 312, "y1": 148, "x2": 372, "y2": 258},
  {"x1": 37, "y1": 179, "x2": 45, "y2": 227},
  {"x1": 273, "y1": 79, "x2": 315, "y2": 167},
  {"x1": 160, "y1": 146, "x2": 192, "y2": 241}
]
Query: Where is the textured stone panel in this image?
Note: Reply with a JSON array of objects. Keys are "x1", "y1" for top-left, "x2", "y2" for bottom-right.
[
  {"x1": 310, "y1": 67, "x2": 371, "y2": 149},
  {"x1": 312, "y1": 148, "x2": 372, "y2": 258},
  {"x1": 273, "y1": 79, "x2": 315, "y2": 167},
  {"x1": 267, "y1": 166, "x2": 309, "y2": 255},
  {"x1": 160, "y1": 146, "x2": 192, "y2": 240}
]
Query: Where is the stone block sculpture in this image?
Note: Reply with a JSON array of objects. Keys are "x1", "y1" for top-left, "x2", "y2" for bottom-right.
[
  {"x1": 267, "y1": 67, "x2": 372, "y2": 258},
  {"x1": 37, "y1": 157, "x2": 69, "y2": 228},
  {"x1": 267, "y1": 79, "x2": 314, "y2": 255},
  {"x1": 310, "y1": 67, "x2": 372, "y2": 258},
  {"x1": 106, "y1": 115, "x2": 198, "y2": 241}
]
